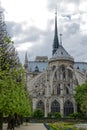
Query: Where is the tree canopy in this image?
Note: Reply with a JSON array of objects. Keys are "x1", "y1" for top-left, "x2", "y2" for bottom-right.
[
  {"x1": 74, "y1": 80, "x2": 87, "y2": 114},
  {"x1": 0, "y1": 8, "x2": 31, "y2": 117}
]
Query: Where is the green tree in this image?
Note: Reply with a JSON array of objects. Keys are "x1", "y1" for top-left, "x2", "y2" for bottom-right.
[
  {"x1": 0, "y1": 7, "x2": 31, "y2": 130},
  {"x1": 0, "y1": 68, "x2": 31, "y2": 116},
  {"x1": 74, "y1": 80, "x2": 87, "y2": 116}
]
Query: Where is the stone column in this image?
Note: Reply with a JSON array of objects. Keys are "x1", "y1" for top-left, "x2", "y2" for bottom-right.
[
  {"x1": 60, "y1": 98, "x2": 64, "y2": 117},
  {"x1": 32, "y1": 98, "x2": 37, "y2": 111},
  {"x1": 60, "y1": 84, "x2": 63, "y2": 95},
  {"x1": 46, "y1": 99, "x2": 49, "y2": 117},
  {"x1": 44, "y1": 99, "x2": 49, "y2": 117},
  {"x1": 66, "y1": 68, "x2": 68, "y2": 81},
  {"x1": 44, "y1": 99, "x2": 47, "y2": 117},
  {"x1": 60, "y1": 73, "x2": 62, "y2": 80},
  {"x1": 49, "y1": 100, "x2": 51, "y2": 113},
  {"x1": 47, "y1": 85, "x2": 49, "y2": 96},
  {"x1": 73, "y1": 100, "x2": 77, "y2": 113}
]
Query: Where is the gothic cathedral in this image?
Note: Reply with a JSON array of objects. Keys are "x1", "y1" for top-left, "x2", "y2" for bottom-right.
[{"x1": 24, "y1": 11, "x2": 87, "y2": 117}]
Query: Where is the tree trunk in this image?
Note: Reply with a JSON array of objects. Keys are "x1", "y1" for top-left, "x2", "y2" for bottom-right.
[{"x1": 0, "y1": 112, "x2": 3, "y2": 130}]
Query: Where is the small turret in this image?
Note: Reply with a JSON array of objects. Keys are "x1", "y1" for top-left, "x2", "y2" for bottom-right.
[{"x1": 24, "y1": 52, "x2": 28, "y2": 69}]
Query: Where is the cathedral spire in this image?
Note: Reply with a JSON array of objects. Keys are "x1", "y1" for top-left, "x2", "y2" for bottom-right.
[
  {"x1": 24, "y1": 52, "x2": 28, "y2": 69},
  {"x1": 52, "y1": 8, "x2": 59, "y2": 55}
]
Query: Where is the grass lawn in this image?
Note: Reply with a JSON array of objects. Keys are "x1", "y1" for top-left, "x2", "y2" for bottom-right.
[{"x1": 48, "y1": 122, "x2": 87, "y2": 130}]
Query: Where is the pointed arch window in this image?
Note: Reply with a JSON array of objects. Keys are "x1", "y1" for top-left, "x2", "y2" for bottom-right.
[
  {"x1": 54, "y1": 71, "x2": 57, "y2": 80},
  {"x1": 65, "y1": 87, "x2": 69, "y2": 94},
  {"x1": 68, "y1": 69, "x2": 73, "y2": 79},
  {"x1": 42, "y1": 89, "x2": 45, "y2": 95},
  {"x1": 57, "y1": 84, "x2": 60, "y2": 95},
  {"x1": 37, "y1": 100, "x2": 44, "y2": 112},
  {"x1": 53, "y1": 85, "x2": 60, "y2": 95},
  {"x1": 64, "y1": 100, "x2": 74, "y2": 116},
  {"x1": 52, "y1": 65, "x2": 56, "y2": 71},
  {"x1": 53, "y1": 86, "x2": 56, "y2": 95},
  {"x1": 61, "y1": 65, "x2": 66, "y2": 79},
  {"x1": 51, "y1": 100, "x2": 60, "y2": 113}
]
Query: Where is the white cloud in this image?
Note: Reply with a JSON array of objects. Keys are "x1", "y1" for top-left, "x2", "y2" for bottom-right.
[
  {"x1": 1, "y1": 0, "x2": 87, "y2": 64},
  {"x1": 79, "y1": 1, "x2": 87, "y2": 12},
  {"x1": 1, "y1": 0, "x2": 48, "y2": 30},
  {"x1": 16, "y1": 42, "x2": 33, "y2": 52}
]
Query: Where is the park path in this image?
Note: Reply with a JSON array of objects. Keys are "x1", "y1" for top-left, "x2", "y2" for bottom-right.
[{"x1": 3, "y1": 123, "x2": 47, "y2": 130}]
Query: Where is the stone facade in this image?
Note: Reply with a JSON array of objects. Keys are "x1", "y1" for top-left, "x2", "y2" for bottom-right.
[{"x1": 24, "y1": 11, "x2": 87, "y2": 117}]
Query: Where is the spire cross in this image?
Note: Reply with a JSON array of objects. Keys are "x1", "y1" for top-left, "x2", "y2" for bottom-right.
[
  {"x1": 55, "y1": 8, "x2": 57, "y2": 35},
  {"x1": 55, "y1": 6, "x2": 57, "y2": 15}
]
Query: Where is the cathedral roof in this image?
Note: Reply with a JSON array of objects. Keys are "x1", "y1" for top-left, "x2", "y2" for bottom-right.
[
  {"x1": 51, "y1": 10, "x2": 74, "y2": 62},
  {"x1": 51, "y1": 45, "x2": 74, "y2": 61},
  {"x1": 28, "y1": 61, "x2": 48, "y2": 72},
  {"x1": 74, "y1": 62, "x2": 87, "y2": 72}
]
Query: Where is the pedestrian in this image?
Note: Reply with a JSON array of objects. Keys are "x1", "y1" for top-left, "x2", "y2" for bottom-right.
[{"x1": 10, "y1": 116, "x2": 15, "y2": 130}]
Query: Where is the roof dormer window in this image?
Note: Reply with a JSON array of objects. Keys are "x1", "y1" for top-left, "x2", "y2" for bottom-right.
[
  {"x1": 35, "y1": 66, "x2": 39, "y2": 72},
  {"x1": 61, "y1": 52, "x2": 63, "y2": 55}
]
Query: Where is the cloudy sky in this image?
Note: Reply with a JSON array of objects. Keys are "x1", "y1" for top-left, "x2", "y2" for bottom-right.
[{"x1": 1, "y1": 0, "x2": 87, "y2": 64}]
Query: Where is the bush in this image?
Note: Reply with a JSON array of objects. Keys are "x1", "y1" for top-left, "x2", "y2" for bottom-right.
[
  {"x1": 47, "y1": 112, "x2": 52, "y2": 118},
  {"x1": 54, "y1": 112, "x2": 61, "y2": 118},
  {"x1": 32, "y1": 109, "x2": 44, "y2": 118},
  {"x1": 69, "y1": 112, "x2": 81, "y2": 118}
]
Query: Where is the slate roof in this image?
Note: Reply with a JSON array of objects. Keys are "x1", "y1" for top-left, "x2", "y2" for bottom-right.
[
  {"x1": 28, "y1": 61, "x2": 48, "y2": 72},
  {"x1": 74, "y1": 62, "x2": 87, "y2": 72},
  {"x1": 27, "y1": 60, "x2": 87, "y2": 73},
  {"x1": 52, "y1": 45, "x2": 74, "y2": 61}
]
